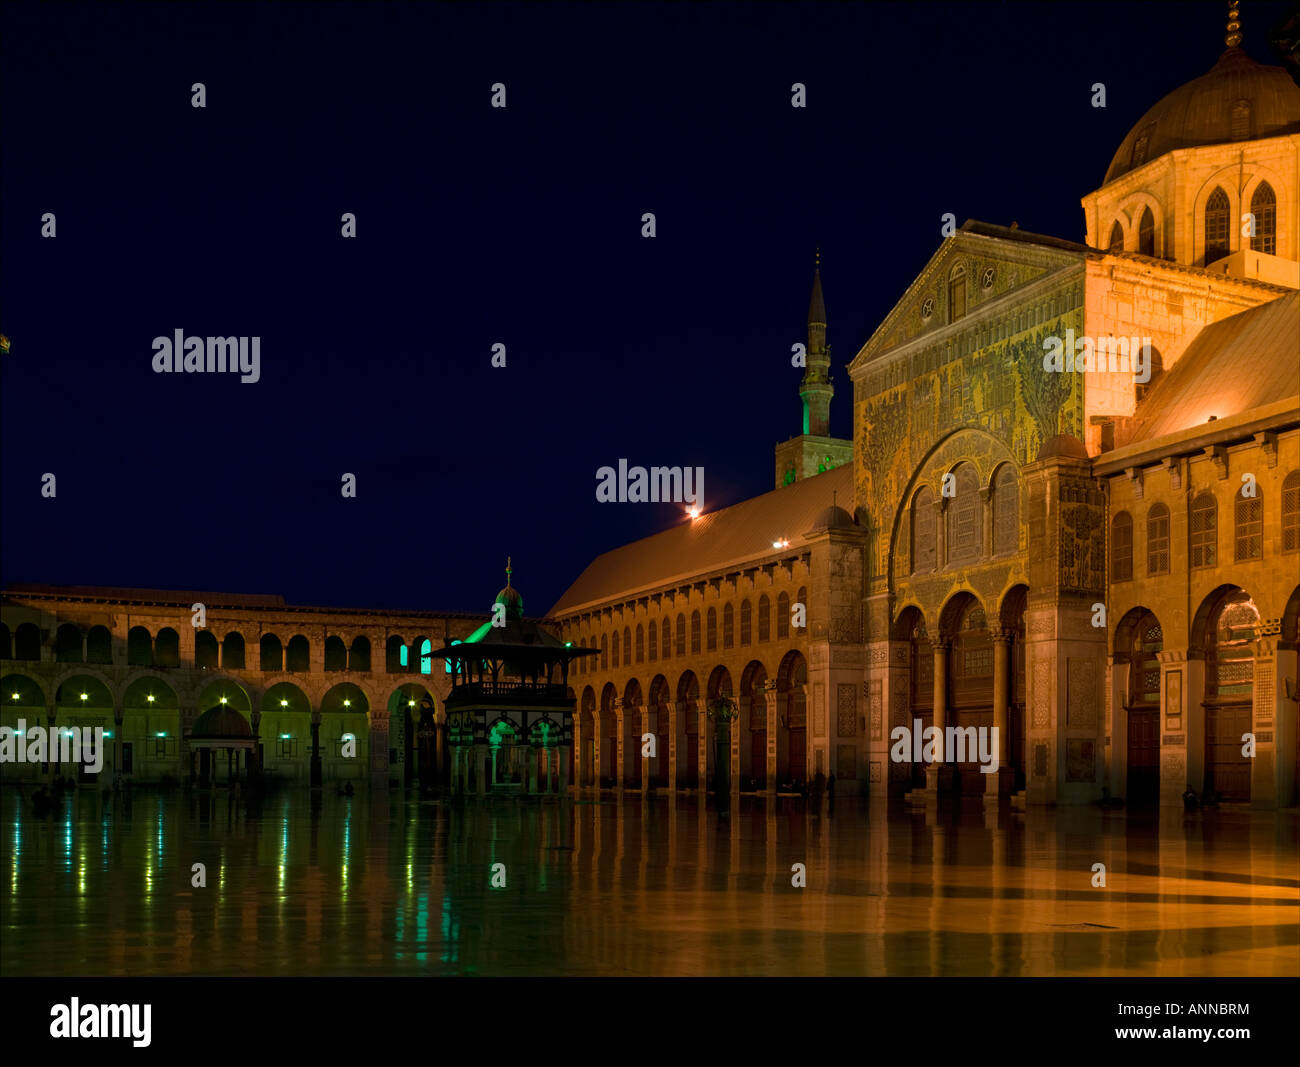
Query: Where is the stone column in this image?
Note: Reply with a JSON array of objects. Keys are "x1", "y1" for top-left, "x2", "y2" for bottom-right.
[
  {"x1": 369, "y1": 710, "x2": 389, "y2": 789},
  {"x1": 559, "y1": 744, "x2": 569, "y2": 794},
  {"x1": 572, "y1": 712, "x2": 583, "y2": 789},
  {"x1": 986, "y1": 631, "x2": 1012, "y2": 802},
  {"x1": 934, "y1": 499, "x2": 948, "y2": 569},
  {"x1": 113, "y1": 705, "x2": 124, "y2": 786},
  {"x1": 638, "y1": 705, "x2": 650, "y2": 792},
  {"x1": 1251, "y1": 635, "x2": 1285, "y2": 809},
  {"x1": 591, "y1": 727, "x2": 601, "y2": 791},
  {"x1": 309, "y1": 717, "x2": 322, "y2": 788},
  {"x1": 926, "y1": 642, "x2": 951, "y2": 792},
  {"x1": 667, "y1": 702, "x2": 678, "y2": 792},
  {"x1": 763, "y1": 682, "x2": 779, "y2": 793},
  {"x1": 614, "y1": 700, "x2": 625, "y2": 792},
  {"x1": 477, "y1": 747, "x2": 488, "y2": 796}
]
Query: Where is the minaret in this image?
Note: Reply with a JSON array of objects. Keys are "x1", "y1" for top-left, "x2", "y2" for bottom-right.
[
  {"x1": 800, "y1": 250, "x2": 834, "y2": 436},
  {"x1": 773, "y1": 250, "x2": 853, "y2": 488}
]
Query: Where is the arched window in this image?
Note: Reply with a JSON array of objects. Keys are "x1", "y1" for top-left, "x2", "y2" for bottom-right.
[
  {"x1": 386, "y1": 635, "x2": 405, "y2": 673},
  {"x1": 912, "y1": 486, "x2": 937, "y2": 573},
  {"x1": 1190, "y1": 492, "x2": 1217, "y2": 568},
  {"x1": 690, "y1": 611, "x2": 701, "y2": 654},
  {"x1": 611, "y1": 630, "x2": 620, "y2": 668},
  {"x1": 56, "y1": 623, "x2": 83, "y2": 663},
  {"x1": 946, "y1": 465, "x2": 982, "y2": 564},
  {"x1": 1138, "y1": 207, "x2": 1155, "y2": 256},
  {"x1": 1283, "y1": 471, "x2": 1300, "y2": 554},
  {"x1": 1147, "y1": 503, "x2": 1170, "y2": 575},
  {"x1": 947, "y1": 265, "x2": 966, "y2": 323},
  {"x1": 261, "y1": 634, "x2": 283, "y2": 672},
  {"x1": 723, "y1": 603, "x2": 735, "y2": 648},
  {"x1": 675, "y1": 615, "x2": 686, "y2": 656},
  {"x1": 601, "y1": 633, "x2": 609, "y2": 670},
  {"x1": 324, "y1": 636, "x2": 347, "y2": 672},
  {"x1": 647, "y1": 622, "x2": 657, "y2": 662},
  {"x1": 1127, "y1": 612, "x2": 1163, "y2": 707},
  {"x1": 1250, "y1": 182, "x2": 1276, "y2": 255},
  {"x1": 796, "y1": 587, "x2": 808, "y2": 631},
  {"x1": 706, "y1": 607, "x2": 717, "y2": 651},
  {"x1": 349, "y1": 636, "x2": 370, "y2": 672},
  {"x1": 1205, "y1": 187, "x2": 1230, "y2": 264},
  {"x1": 1134, "y1": 344, "x2": 1163, "y2": 405},
  {"x1": 127, "y1": 626, "x2": 152, "y2": 666},
  {"x1": 194, "y1": 630, "x2": 219, "y2": 670},
  {"x1": 223, "y1": 632, "x2": 245, "y2": 669},
  {"x1": 623, "y1": 627, "x2": 632, "y2": 665},
  {"x1": 1107, "y1": 220, "x2": 1124, "y2": 251},
  {"x1": 1234, "y1": 485, "x2": 1263, "y2": 561},
  {"x1": 993, "y1": 466, "x2": 1018, "y2": 556},
  {"x1": 1111, "y1": 512, "x2": 1133, "y2": 581},
  {"x1": 286, "y1": 635, "x2": 310, "y2": 673},
  {"x1": 777, "y1": 592, "x2": 791, "y2": 638},
  {"x1": 661, "y1": 619, "x2": 671, "y2": 661},
  {"x1": 15, "y1": 623, "x2": 41, "y2": 661},
  {"x1": 0, "y1": 623, "x2": 9, "y2": 661},
  {"x1": 635, "y1": 624, "x2": 644, "y2": 664},
  {"x1": 155, "y1": 628, "x2": 180, "y2": 667},
  {"x1": 758, "y1": 595, "x2": 771, "y2": 642},
  {"x1": 740, "y1": 600, "x2": 752, "y2": 645},
  {"x1": 85, "y1": 625, "x2": 113, "y2": 665}
]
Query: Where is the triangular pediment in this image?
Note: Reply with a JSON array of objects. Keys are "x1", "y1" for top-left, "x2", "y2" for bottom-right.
[{"x1": 849, "y1": 221, "x2": 1091, "y2": 374}]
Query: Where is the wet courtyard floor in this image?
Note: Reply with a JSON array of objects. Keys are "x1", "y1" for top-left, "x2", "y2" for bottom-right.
[{"x1": 1, "y1": 787, "x2": 1296, "y2": 976}]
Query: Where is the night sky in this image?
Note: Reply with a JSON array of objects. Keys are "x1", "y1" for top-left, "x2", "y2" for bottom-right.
[{"x1": 2, "y1": 0, "x2": 1292, "y2": 615}]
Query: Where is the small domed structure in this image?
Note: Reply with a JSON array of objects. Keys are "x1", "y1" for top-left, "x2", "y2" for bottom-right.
[
  {"x1": 1036, "y1": 433, "x2": 1089, "y2": 463},
  {"x1": 192, "y1": 705, "x2": 253, "y2": 740},
  {"x1": 495, "y1": 556, "x2": 524, "y2": 620},
  {"x1": 810, "y1": 503, "x2": 855, "y2": 531}
]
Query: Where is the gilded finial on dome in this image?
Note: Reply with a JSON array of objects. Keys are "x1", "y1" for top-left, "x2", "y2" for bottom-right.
[
  {"x1": 505, "y1": 555, "x2": 512, "y2": 586},
  {"x1": 1226, "y1": 1, "x2": 1242, "y2": 48},
  {"x1": 815, "y1": 246, "x2": 820, "y2": 269}
]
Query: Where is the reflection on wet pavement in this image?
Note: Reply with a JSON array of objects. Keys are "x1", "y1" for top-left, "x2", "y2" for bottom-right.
[{"x1": 2, "y1": 790, "x2": 1296, "y2": 976}]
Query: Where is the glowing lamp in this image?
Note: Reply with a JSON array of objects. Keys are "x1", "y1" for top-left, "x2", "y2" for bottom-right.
[
  {"x1": 79, "y1": 693, "x2": 88, "y2": 701},
  {"x1": 343, "y1": 699, "x2": 351, "y2": 707},
  {"x1": 280, "y1": 699, "x2": 288, "y2": 707},
  {"x1": 147, "y1": 694, "x2": 155, "y2": 703},
  {"x1": 220, "y1": 696, "x2": 228, "y2": 704}
]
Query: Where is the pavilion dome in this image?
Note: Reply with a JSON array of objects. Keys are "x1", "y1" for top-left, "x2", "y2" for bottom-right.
[
  {"x1": 1103, "y1": 46, "x2": 1300, "y2": 185},
  {"x1": 810, "y1": 504, "x2": 855, "y2": 531},
  {"x1": 192, "y1": 705, "x2": 252, "y2": 739},
  {"x1": 495, "y1": 583, "x2": 524, "y2": 620}
]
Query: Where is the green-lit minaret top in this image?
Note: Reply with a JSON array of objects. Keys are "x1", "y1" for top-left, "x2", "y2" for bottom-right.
[
  {"x1": 800, "y1": 249, "x2": 833, "y2": 437},
  {"x1": 495, "y1": 556, "x2": 524, "y2": 621}
]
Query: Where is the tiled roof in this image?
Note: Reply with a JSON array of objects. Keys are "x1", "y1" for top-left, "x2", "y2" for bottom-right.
[
  {"x1": 548, "y1": 465, "x2": 854, "y2": 617},
  {"x1": 1118, "y1": 290, "x2": 1300, "y2": 446}
]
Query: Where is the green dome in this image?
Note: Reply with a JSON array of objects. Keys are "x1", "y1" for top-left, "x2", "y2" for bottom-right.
[{"x1": 495, "y1": 584, "x2": 524, "y2": 620}]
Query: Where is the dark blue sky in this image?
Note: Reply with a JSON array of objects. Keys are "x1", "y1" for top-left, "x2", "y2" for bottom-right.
[{"x1": 2, "y1": 0, "x2": 1292, "y2": 615}]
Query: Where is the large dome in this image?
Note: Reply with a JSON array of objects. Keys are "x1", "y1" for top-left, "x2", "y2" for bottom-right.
[{"x1": 1103, "y1": 46, "x2": 1300, "y2": 186}]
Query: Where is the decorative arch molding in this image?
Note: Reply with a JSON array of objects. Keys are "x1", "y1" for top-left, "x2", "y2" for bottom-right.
[
  {"x1": 255, "y1": 674, "x2": 323, "y2": 711},
  {"x1": 1114, "y1": 191, "x2": 1164, "y2": 256},
  {"x1": 118, "y1": 668, "x2": 196, "y2": 705},
  {"x1": 51, "y1": 665, "x2": 116, "y2": 702},
  {"x1": 887, "y1": 425, "x2": 1019, "y2": 588},
  {"x1": 938, "y1": 590, "x2": 989, "y2": 642},
  {"x1": 1191, "y1": 170, "x2": 1243, "y2": 264},
  {"x1": 1113, "y1": 605, "x2": 1163, "y2": 662}
]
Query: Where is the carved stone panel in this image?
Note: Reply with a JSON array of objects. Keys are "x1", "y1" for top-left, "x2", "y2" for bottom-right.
[
  {"x1": 1032, "y1": 660, "x2": 1052, "y2": 727},
  {"x1": 813, "y1": 682, "x2": 826, "y2": 738},
  {"x1": 1067, "y1": 658, "x2": 1097, "y2": 728},
  {"x1": 868, "y1": 679, "x2": 883, "y2": 741},
  {"x1": 837, "y1": 684, "x2": 857, "y2": 737}
]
